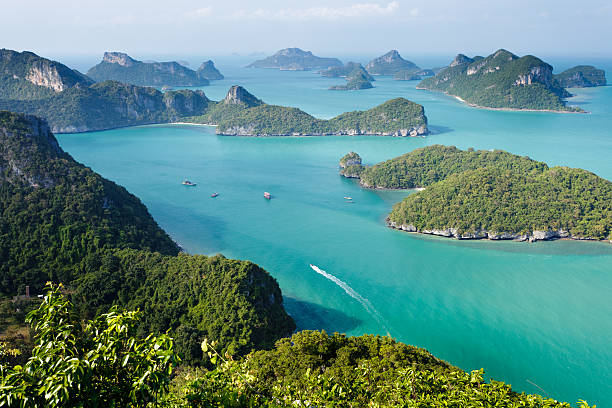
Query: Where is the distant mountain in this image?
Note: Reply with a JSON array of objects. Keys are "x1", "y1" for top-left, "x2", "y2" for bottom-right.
[
  {"x1": 197, "y1": 60, "x2": 224, "y2": 80},
  {"x1": 247, "y1": 48, "x2": 342, "y2": 70},
  {"x1": 87, "y1": 52, "x2": 210, "y2": 87},
  {"x1": 393, "y1": 69, "x2": 435, "y2": 81},
  {"x1": 365, "y1": 50, "x2": 419, "y2": 75},
  {"x1": 418, "y1": 49, "x2": 578, "y2": 112},
  {"x1": 0, "y1": 49, "x2": 93, "y2": 100},
  {"x1": 554, "y1": 65, "x2": 607, "y2": 88}
]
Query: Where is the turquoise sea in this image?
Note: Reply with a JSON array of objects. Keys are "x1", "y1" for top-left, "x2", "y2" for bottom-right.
[{"x1": 58, "y1": 56, "x2": 612, "y2": 406}]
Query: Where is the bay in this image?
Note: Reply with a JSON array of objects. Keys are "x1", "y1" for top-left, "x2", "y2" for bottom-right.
[{"x1": 57, "y1": 59, "x2": 612, "y2": 405}]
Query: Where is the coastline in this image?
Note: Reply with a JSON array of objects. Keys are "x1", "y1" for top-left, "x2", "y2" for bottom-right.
[
  {"x1": 386, "y1": 219, "x2": 610, "y2": 244},
  {"x1": 415, "y1": 87, "x2": 587, "y2": 114}
]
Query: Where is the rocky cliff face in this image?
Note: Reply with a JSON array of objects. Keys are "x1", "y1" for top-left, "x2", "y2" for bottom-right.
[
  {"x1": 450, "y1": 54, "x2": 474, "y2": 67},
  {"x1": 103, "y1": 51, "x2": 136, "y2": 67},
  {"x1": 514, "y1": 65, "x2": 554, "y2": 87},
  {"x1": 223, "y1": 85, "x2": 263, "y2": 107},
  {"x1": 386, "y1": 220, "x2": 591, "y2": 243}
]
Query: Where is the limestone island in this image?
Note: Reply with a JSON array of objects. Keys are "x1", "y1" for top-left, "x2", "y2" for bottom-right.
[
  {"x1": 186, "y1": 85, "x2": 428, "y2": 136},
  {"x1": 87, "y1": 52, "x2": 222, "y2": 87},
  {"x1": 0, "y1": 49, "x2": 425, "y2": 135},
  {"x1": 365, "y1": 50, "x2": 419, "y2": 76},
  {"x1": 417, "y1": 49, "x2": 584, "y2": 112},
  {"x1": 319, "y1": 62, "x2": 374, "y2": 80},
  {"x1": 329, "y1": 68, "x2": 374, "y2": 90},
  {"x1": 246, "y1": 48, "x2": 342, "y2": 71},
  {"x1": 554, "y1": 65, "x2": 607, "y2": 88},
  {"x1": 197, "y1": 60, "x2": 224, "y2": 80},
  {"x1": 340, "y1": 145, "x2": 612, "y2": 243}
]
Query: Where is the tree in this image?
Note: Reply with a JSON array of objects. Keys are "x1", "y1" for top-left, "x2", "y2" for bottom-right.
[{"x1": 0, "y1": 284, "x2": 178, "y2": 407}]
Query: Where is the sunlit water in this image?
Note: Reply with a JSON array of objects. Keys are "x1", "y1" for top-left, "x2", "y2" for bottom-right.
[{"x1": 57, "y1": 58, "x2": 612, "y2": 405}]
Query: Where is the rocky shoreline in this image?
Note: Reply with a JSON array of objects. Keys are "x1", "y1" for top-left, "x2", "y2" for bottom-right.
[
  {"x1": 386, "y1": 219, "x2": 606, "y2": 243},
  {"x1": 218, "y1": 124, "x2": 428, "y2": 137}
]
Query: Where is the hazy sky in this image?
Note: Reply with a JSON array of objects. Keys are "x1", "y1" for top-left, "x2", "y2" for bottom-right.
[{"x1": 2, "y1": 0, "x2": 612, "y2": 58}]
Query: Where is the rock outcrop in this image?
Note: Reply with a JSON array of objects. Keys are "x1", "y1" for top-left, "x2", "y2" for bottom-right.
[
  {"x1": 223, "y1": 85, "x2": 263, "y2": 107},
  {"x1": 197, "y1": 60, "x2": 224, "y2": 80},
  {"x1": 366, "y1": 50, "x2": 419, "y2": 75}
]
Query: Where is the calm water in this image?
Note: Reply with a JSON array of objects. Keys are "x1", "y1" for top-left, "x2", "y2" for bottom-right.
[{"x1": 57, "y1": 59, "x2": 612, "y2": 406}]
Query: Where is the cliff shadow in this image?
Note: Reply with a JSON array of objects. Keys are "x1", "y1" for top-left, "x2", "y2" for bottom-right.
[
  {"x1": 427, "y1": 125, "x2": 454, "y2": 135},
  {"x1": 283, "y1": 297, "x2": 362, "y2": 333}
]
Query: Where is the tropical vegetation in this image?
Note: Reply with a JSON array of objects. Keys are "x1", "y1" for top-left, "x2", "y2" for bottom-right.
[
  {"x1": 554, "y1": 65, "x2": 607, "y2": 88},
  {"x1": 418, "y1": 49, "x2": 581, "y2": 111}
]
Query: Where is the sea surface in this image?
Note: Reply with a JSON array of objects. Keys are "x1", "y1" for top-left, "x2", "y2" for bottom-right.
[{"x1": 57, "y1": 56, "x2": 612, "y2": 406}]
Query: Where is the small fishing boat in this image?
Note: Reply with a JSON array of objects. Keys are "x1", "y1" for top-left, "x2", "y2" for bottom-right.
[
  {"x1": 344, "y1": 196, "x2": 353, "y2": 200},
  {"x1": 211, "y1": 192, "x2": 219, "y2": 198},
  {"x1": 182, "y1": 180, "x2": 197, "y2": 186},
  {"x1": 264, "y1": 192, "x2": 271, "y2": 199}
]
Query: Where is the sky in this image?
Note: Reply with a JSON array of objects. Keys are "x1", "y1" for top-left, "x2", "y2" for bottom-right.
[{"x1": 2, "y1": 0, "x2": 612, "y2": 60}]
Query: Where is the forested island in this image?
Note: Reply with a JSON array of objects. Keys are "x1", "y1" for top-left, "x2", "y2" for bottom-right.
[
  {"x1": 0, "y1": 113, "x2": 591, "y2": 406},
  {"x1": 417, "y1": 49, "x2": 582, "y2": 112},
  {"x1": 187, "y1": 86, "x2": 428, "y2": 136},
  {"x1": 365, "y1": 50, "x2": 419, "y2": 75},
  {"x1": 341, "y1": 145, "x2": 612, "y2": 242},
  {"x1": 247, "y1": 47, "x2": 342, "y2": 70},
  {"x1": 329, "y1": 67, "x2": 374, "y2": 90},
  {"x1": 554, "y1": 65, "x2": 607, "y2": 88},
  {"x1": 86, "y1": 52, "x2": 218, "y2": 86}
]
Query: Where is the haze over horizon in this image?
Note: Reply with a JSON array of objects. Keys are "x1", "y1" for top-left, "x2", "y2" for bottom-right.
[{"x1": 2, "y1": 0, "x2": 612, "y2": 59}]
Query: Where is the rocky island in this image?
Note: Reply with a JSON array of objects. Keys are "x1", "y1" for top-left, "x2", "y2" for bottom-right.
[
  {"x1": 247, "y1": 48, "x2": 342, "y2": 70},
  {"x1": 329, "y1": 67, "x2": 374, "y2": 90},
  {"x1": 340, "y1": 145, "x2": 612, "y2": 243},
  {"x1": 365, "y1": 50, "x2": 419, "y2": 75},
  {"x1": 554, "y1": 65, "x2": 607, "y2": 88},
  {"x1": 197, "y1": 60, "x2": 224, "y2": 80},
  {"x1": 417, "y1": 49, "x2": 582, "y2": 112},
  {"x1": 87, "y1": 52, "x2": 217, "y2": 87},
  {"x1": 186, "y1": 85, "x2": 428, "y2": 136},
  {"x1": 319, "y1": 62, "x2": 374, "y2": 80}
]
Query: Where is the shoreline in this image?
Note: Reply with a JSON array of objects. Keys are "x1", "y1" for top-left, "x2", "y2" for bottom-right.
[
  {"x1": 386, "y1": 220, "x2": 610, "y2": 244},
  {"x1": 415, "y1": 87, "x2": 587, "y2": 114}
]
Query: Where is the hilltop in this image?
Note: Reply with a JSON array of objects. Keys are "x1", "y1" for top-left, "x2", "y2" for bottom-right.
[
  {"x1": 87, "y1": 52, "x2": 212, "y2": 87},
  {"x1": 417, "y1": 49, "x2": 580, "y2": 112},
  {"x1": 247, "y1": 48, "x2": 342, "y2": 70},
  {"x1": 555, "y1": 65, "x2": 607, "y2": 88},
  {"x1": 0, "y1": 49, "x2": 93, "y2": 100},
  {"x1": 366, "y1": 50, "x2": 419, "y2": 75}
]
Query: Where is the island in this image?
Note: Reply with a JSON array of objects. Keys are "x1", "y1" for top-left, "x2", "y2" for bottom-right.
[
  {"x1": 365, "y1": 50, "x2": 419, "y2": 75},
  {"x1": 197, "y1": 60, "x2": 224, "y2": 80},
  {"x1": 417, "y1": 49, "x2": 582, "y2": 112},
  {"x1": 393, "y1": 69, "x2": 434, "y2": 81},
  {"x1": 186, "y1": 85, "x2": 428, "y2": 136},
  {"x1": 554, "y1": 65, "x2": 607, "y2": 88},
  {"x1": 340, "y1": 145, "x2": 612, "y2": 242},
  {"x1": 86, "y1": 52, "x2": 212, "y2": 87},
  {"x1": 320, "y1": 62, "x2": 374, "y2": 80},
  {"x1": 246, "y1": 47, "x2": 342, "y2": 70},
  {"x1": 329, "y1": 68, "x2": 374, "y2": 90}
]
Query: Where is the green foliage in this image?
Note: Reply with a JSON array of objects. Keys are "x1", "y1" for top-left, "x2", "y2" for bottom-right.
[
  {"x1": 172, "y1": 331, "x2": 578, "y2": 407},
  {"x1": 554, "y1": 65, "x2": 607, "y2": 88},
  {"x1": 188, "y1": 97, "x2": 427, "y2": 136},
  {"x1": 389, "y1": 166, "x2": 612, "y2": 240},
  {"x1": 72, "y1": 250, "x2": 296, "y2": 362},
  {"x1": 0, "y1": 81, "x2": 210, "y2": 132},
  {"x1": 365, "y1": 50, "x2": 419, "y2": 75},
  {"x1": 87, "y1": 57, "x2": 209, "y2": 87},
  {"x1": 418, "y1": 49, "x2": 578, "y2": 111},
  {"x1": 358, "y1": 145, "x2": 546, "y2": 189},
  {"x1": 0, "y1": 112, "x2": 295, "y2": 363},
  {"x1": 330, "y1": 69, "x2": 374, "y2": 90},
  {"x1": 0, "y1": 284, "x2": 178, "y2": 408}
]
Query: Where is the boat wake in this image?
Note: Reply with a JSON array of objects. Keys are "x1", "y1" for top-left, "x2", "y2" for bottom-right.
[{"x1": 309, "y1": 264, "x2": 391, "y2": 335}]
